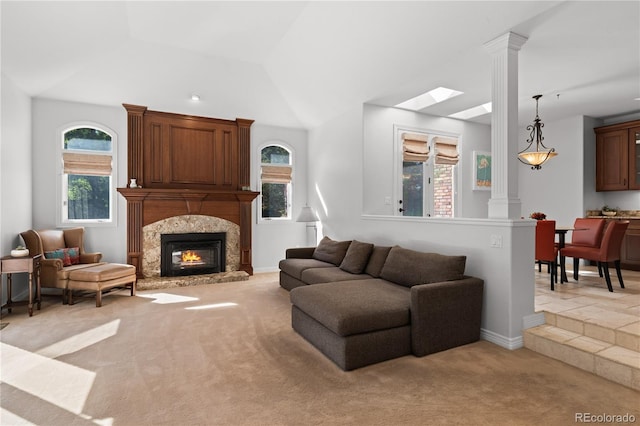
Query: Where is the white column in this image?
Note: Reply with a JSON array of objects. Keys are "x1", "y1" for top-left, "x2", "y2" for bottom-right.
[{"x1": 484, "y1": 32, "x2": 528, "y2": 219}]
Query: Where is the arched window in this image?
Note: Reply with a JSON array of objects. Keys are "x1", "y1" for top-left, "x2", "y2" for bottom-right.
[
  {"x1": 260, "y1": 144, "x2": 292, "y2": 220},
  {"x1": 60, "y1": 125, "x2": 115, "y2": 224}
]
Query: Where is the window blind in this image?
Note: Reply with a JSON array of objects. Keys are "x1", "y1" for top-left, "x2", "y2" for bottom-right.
[
  {"x1": 402, "y1": 132, "x2": 429, "y2": 162},
  {"x1": 261, "y1": 165, "x2": 292, "y2": 184},
  {"x1": 433, "y1": 137, "x2": 459, "y2": 165},
  {"x1": 63, "y1": 152, "x2": 112, "y2": 176}
]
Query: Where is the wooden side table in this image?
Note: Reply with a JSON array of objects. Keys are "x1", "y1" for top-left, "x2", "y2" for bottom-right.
[{"x1": 1, "y1": 254, "x2": 41, "y2": 316}]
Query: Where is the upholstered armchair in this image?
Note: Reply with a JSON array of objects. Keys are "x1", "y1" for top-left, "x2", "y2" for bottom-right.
[{"x1": 20, "y1": 227, "x2": 103, "y2": 303}]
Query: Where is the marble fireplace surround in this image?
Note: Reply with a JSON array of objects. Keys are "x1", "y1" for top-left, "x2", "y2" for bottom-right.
[{"x1": 143, "y1": 215, "x2": 239, "y2": 278}]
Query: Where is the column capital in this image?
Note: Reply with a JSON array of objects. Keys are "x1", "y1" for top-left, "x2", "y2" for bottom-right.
[{"x1": 484, "y1": 32, "x2": 528, "y2": 54}]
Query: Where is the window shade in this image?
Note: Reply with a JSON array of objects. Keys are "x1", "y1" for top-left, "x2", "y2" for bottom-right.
[
  {"x1": 433, "y1": 137, "x2": 459, "y2": 165},
  {"x1": 261, "y1": 165, "x2": 292, "y2": 184},
  {"x1": 63, "y1": 152, "x2": 112, "y2": 176},
  {"x1": 402, "y1": 132, "x2": 429, "y2": 162}
]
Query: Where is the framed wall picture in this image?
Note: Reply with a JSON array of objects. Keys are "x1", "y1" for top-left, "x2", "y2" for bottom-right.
[{"x1": 473, "y1": 151, "x2": 491, "y2": 191}]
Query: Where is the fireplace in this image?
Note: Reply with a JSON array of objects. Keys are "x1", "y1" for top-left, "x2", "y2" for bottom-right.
[
  {"x1": 161, "y1": 233, "x2": 226, "y2": 277},
  {"x1": 118, "y1": 105, "x2": 259, "y2": 278}
]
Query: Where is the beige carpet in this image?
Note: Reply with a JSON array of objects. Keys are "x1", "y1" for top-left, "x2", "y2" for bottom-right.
[{"x1": 1, "y1": 272, "x2": 638, "y2": 426}]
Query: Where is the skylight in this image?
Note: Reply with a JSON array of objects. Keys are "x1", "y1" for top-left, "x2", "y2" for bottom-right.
[
  {"x1": 449, "y1": 102, "x2": 492, "y2": 120},
  {"x1": 395, "y1": 87, "x2": 463, "y2": 111}
]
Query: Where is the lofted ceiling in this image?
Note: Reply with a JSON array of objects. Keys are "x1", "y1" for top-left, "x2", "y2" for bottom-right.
[{"x1": 2, "y1": 1, "x2": 638, "y2": 129}]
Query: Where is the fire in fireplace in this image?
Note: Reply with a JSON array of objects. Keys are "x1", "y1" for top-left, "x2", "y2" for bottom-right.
[{"x1": 160, "y1": 233, "x2": 226, "y2": 277}]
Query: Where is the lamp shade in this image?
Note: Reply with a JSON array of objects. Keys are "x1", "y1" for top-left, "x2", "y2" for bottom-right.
[
  {"x1": 518, "y1": 150, "x2": 558, "y2": 167},
  {"x1": 296, "y1": 206, "x2": 319, "y2": 222}
]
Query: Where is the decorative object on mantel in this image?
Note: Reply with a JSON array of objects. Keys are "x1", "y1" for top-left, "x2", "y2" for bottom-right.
[
  {"x1": 518, "y1": 95, "x2": 557, "y2": 170},
  {"x1": 530, "y1": 212, "x2": 547, "y2": 220},
  {"x1": 129, "y1": 178, "x2": 139, "y2": 188},
  {"x1": 10, "y1": 246, "x2": 29, "y2": 257},
  {"x1": 601, "y1": 205, "x2": 618, "y2": 216}
]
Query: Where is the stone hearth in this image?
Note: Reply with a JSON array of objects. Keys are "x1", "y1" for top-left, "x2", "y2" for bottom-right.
[{"x1": 137, "y1": 271, "x2": 249, "y2": 291}]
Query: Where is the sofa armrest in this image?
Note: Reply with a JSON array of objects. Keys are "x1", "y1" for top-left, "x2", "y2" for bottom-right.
[
  {"x1": 410, "y1": 276, "x2": 484, "y2": 357},
  {"x1": 80, "y1": 252, "x2": 102, "y2": 263},
  {"x1": 286, "y1": 247, "x2": 316, "y2": 259}
]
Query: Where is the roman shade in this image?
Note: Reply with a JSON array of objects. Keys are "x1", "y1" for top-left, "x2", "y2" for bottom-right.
[
  {"x1": 402, "y1": 132, "x2": 429, "y2": 162},
  {"x1": 433, "y1": 137, "x2": 459, "y2": 165},
  {"x1": 261, "y1": 165, "x2": 292, "y2": 184},
  {"x1": 62, "y1": 152, "x2": 112, "y2": 176}
]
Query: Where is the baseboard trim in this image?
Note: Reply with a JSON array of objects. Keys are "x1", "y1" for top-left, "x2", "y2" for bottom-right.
[
  {"x1": 523, "y1": 312, "x2": 546, "y2": 329},
  {"x1": 481, "y1": 328, "x2": 523, "y2": 350},
  {"x1": 253, "y1": 267, "x2": 279, "y2": 274}
]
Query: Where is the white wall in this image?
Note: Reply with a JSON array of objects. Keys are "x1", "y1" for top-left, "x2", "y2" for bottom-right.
[
  {"x1": 363, "y1": 104, "x2": 492, "y2": 218},
  {"x1": 29, "y1": 99, "x2": 311, "y2": 274},
  {"x1": 519, "y1": 114, "x2": 639, "y2": 229},
  {"x1": 251, "y1": 123, "x2": 309, "y2": 272},
  {"x1": 1, "y1": 75, "x2": 33, "y2": 300},
  {"x1": 307, "y1": 103, "x2": 537, "y2": 348},
  {"x1": 31, "y1": 99, "x2": 128, "y2": 263},
  {"x1": 519, "y1": 115, "x2": 587, "y2": 227}
]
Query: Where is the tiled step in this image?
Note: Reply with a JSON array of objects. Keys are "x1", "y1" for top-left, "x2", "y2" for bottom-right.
[{"x1": 524, "y1": 311, "x2": 640, "y2": 391}]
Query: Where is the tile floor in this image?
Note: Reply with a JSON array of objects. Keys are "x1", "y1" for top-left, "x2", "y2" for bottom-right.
[
  {"x1": 535, "y1": 264, "x2": 639, "y2": 334},
  {"x1": 531, "y1": 263, "x2": 640, "y2": 389}
]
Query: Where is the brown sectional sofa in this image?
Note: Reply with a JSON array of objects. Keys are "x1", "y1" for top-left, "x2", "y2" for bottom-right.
[{"x1": 279, "y1": 237, "x2": 484, "y2": 371}]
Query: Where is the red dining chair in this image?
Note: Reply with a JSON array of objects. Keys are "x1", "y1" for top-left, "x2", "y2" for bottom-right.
[
  {"x1": 566, "y1": 218, "x2": 606, "y2": 248},
  {"x1": 536, "y1": 220, "x2": 558, "y2": 290},
  {"x1": 559, "y1": 218, "x2": 605, "y2": 282},
  {"x1": 560, "y1": 221, "x2": 630, "y2": 292}
]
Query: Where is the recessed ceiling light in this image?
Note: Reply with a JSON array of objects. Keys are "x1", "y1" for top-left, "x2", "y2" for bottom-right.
[
  {"x1": 191, "y1": 94, "x2": 201, "y2": 101},
  {"x1": 449, "y1": 102, "x2": 492, "y2": 120},
  {"x1": 395, "y1": 87, "x2": 463, "y2": 111}
]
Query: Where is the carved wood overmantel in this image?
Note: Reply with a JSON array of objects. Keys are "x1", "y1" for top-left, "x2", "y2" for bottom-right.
[{"x1": 118, "y1": 104, "x2": 258, "y2": 278}]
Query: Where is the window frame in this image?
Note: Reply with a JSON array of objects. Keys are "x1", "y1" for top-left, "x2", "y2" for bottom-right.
[
  {"x1": 57, "y1": 122, "x2": 118, "y2": 228},
  {"x1": 393, "y1": 125, "x2": 459, "y2": 218},
  {"x1": 257, "y1": 142, "x2": 294, "y2": 223}
]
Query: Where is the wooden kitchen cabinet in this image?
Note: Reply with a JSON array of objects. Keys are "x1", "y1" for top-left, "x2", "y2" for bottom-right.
[
  {"x1": 628, "y1": 125, "x2": 640, "y2": 190},
  {"x1": 595, "y1": 120, "x2": 640, "y2": 191},
  {"x1": 620, "y1": 219, "x2": 640, "y2": 271}
]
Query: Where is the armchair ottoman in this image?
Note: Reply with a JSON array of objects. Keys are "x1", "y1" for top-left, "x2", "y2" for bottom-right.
[{"x1": 67, "y1": 263, "x2": 137, "y2": 307}]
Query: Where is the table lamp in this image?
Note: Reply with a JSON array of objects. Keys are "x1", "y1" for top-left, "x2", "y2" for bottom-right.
[{"x1": 296, "y1": 206, "x2": 320, "y2": 246}]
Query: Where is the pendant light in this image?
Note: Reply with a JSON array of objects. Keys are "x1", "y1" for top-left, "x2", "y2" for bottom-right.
[{"x1": 518, "y1": 95, "x2": 557, "y2": 169}]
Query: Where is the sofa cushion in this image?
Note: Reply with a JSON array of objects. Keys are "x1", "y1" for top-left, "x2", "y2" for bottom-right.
[
  {"x1": 364, "y1": 246, "x2": 392, "y2": 278},
  {"x1": 279, "y1": 258, "x2": 335, "y2": 280},
  {"x1": 380, "y1": 246, "x2": 466, "y2": 287},
  {"x1": 290, "y1": 279, "x2": 410, "y2": 337},
  {"x1": 339, "y1": 240, "x2": 374, "y2": 274},
  {"x1": 312, "y1": 236, "x2": 351, "y2": 266},
  {"x1": 45, "y1": 247, "x2": 80, "y2": 266},
  {"x1": 301, "y1": 266, "x2": 371, "y2": 284}
]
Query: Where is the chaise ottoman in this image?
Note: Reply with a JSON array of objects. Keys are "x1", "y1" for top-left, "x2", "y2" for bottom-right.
[
  {"x1": 67, "y1": 263, "x2": 137, "y2": 307},
  {"x1": 290, "y1": 279, "x2": 413, "y2": 370}
]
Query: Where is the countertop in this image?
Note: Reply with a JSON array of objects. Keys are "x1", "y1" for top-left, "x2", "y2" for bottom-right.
[{"x1": 585, "y1": 210, "x2": 640, "y2": 219}]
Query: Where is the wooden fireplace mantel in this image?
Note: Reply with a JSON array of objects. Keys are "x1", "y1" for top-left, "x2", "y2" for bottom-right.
[
  {"x1": 119, "y1": 104, "x2": 259, "y2": 278},
  {"x1": 118, "y1": 188, "x2": 259, "y2": 278}
]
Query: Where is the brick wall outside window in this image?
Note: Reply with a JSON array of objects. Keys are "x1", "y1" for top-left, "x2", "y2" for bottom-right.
[{"x1": 433, "y1": 164, "x2": 452, "y2": 217}]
